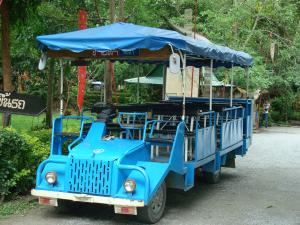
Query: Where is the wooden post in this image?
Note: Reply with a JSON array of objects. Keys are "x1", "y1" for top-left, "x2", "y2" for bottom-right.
[
  {"x1": 119, "y1": 0, "x2": 124, "y2": 21},
  {"x1": 104, "y1": 0, "x2": 115, "y2": 104},
  {"x1": 1, "y1": 1, "x2": 13, "y2": 127}
]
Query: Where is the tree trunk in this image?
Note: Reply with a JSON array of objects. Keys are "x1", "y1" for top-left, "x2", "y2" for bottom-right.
[
  {"x1": 104, "y1": 61, "x2": 113, "y2": 104},
  {"x1": 243, "y1": 15, "x2": 260, "y2": 49},
  {"x1": 1, "y1": 1, "x2": 13, "y2": 127},
  {"x1": 119, "y1": 0, "x2": 124, "y2": 21},
  {"x1": 46, "y1": 59, "x2": 55, "y2": 128},
  {"x1": 104, "y1": 0, "x2": 115, "y2": 104}
]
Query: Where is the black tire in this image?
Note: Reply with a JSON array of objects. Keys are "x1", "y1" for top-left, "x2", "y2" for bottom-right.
[
  {"x1": 203, "y1": 169, "x2": 221, "y2": 184},
  {"x1": 137, "y1": 182, "x2": 166, "y2": 224}
]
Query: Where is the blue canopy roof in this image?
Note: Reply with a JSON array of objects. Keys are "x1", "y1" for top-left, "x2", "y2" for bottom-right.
[{"x1": 37, "y1": 22, "x2": 253, "y2": 68}]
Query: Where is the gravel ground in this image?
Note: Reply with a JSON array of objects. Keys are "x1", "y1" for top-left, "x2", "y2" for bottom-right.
[{"x1": 1, "y1": 126, "x2": 300, "y2": 225}]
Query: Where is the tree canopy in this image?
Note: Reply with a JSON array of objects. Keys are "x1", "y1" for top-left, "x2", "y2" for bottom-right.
[{"x1": 1, "y1": 0, "x2": 300, "y2": 121}]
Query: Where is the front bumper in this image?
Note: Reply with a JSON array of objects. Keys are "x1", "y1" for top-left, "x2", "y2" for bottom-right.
[{"x1": 31, "y1": 189, "x2": 144, "y2": 207}]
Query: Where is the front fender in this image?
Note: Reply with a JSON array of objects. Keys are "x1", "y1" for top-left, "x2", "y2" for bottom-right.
[{"x1": 35, "y1": 155, "x2": 68, "y2": 191}]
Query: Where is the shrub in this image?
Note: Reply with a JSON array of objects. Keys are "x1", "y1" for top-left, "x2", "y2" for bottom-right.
[
  {"x1": 0, "y1": 128, "x2": 50, "y2": 201},
  {"x1": 289, "y1": 111, "x2": 300, "y2": 121},
  {"x1": 271, "y1": 92, "x2": 296, "y2": 121},
  {"x1": 0, "y1": 128, "x2": 31, "y2": 200},
  {"x1": 29, "y1": 129, "x2": 52, "y2": 147},
  {"x1": 270, "y1": 111, "x2": 282, "y2": 122}
]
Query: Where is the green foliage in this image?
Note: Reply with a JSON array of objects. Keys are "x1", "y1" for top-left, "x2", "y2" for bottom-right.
[
  {"x1": 21, "y1": 132, "x2": 50, "y2": 165},
  {"x1": 289, "y1": 111, "x2": 300, "y2": 121},
  {"x1": 271, "y1": 92, "x2": 296, "y2": 121},
  {"x1": 0, "y1": 128, "x2": 31, "y2": 198},
  {"x1": 3, "y1": 0, "x2": 300, "y2": 121},
  {"x1": 0, "y1": 128, "x2": 50, "y2": 200}
]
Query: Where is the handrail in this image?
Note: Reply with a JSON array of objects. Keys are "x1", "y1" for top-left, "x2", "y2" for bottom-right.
[
  {"x1": 117, "y1": 112, "x2": 148, "y2": 139},
  {"x1": 197, "y1": 111, "x2": 215, "y2": 128},
  {"x1": 60, "y1": 115, "x2": 94, "y2": 121},
  {"x1": 221, "y1": 106, "x2": 244, "y2": 123},
  {"x1": 222, "y1": 106, "x2": 243, "y2": 112},
  {"x1": 66, "y1": 116, "x2": 94, "y2": 152},
  {"x1": 198, "y1": 111, "x2": 215, "y2": 117},
  {"x1": 117, "y1": 112, "x2": 148, "y2": 130},
  {"x1": 143, "y1": 120, "x2": 180, "y2": 141}
]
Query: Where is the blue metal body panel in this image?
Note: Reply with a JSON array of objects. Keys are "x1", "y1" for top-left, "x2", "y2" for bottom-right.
[
  {"x1": 196, "y1": 126, "x2": 216, "y2": 160},
  {"x1": 221, "y1": 118, "x2": 243, "y2": 149}
]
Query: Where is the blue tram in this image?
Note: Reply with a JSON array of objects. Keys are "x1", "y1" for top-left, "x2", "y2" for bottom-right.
[{"x1": 32, "y1": 23, "x2": 253, "y2": 223}]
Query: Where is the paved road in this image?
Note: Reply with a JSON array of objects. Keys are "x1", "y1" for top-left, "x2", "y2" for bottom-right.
[{"x1": 1, "y1": 127, "x2": 300, "y2": 225}]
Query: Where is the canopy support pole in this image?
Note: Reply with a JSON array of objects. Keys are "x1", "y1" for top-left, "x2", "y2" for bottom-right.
[
  {"x1": 182, "y1": 54, "x2": 186, "y2": 120},
  {"x1": 59, "y1": 59, "x2": 64, "y2": 116},
  {"x1": 245, "y1": 67, "x2": 249, "y2": 98},
  {"x1": 137, "y1": 64, "x2": 140, "y2": 103},
  {"x1": 209, "y1": 59, "x2": 213, "y2": 111},
  {"x1": 162, "y1": 65, "x2": 167, "y2": 100},
  {"x1": 230, "y1": 64, "x2": 234, "y2": 107},
  {"x1": 178, "y1": 50, "x2": 186, "y2": 120}
]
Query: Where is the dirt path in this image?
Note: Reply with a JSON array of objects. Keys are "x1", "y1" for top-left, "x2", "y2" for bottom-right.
[{"x1": 1, "y1": 126, "x2": 300, "y2": 225}]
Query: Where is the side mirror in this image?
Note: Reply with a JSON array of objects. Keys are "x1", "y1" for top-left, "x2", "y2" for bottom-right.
[
  {"x1": 38, "y1": 52, "x2": 47, "y2": 70},
  {"x1": 169, "y1": 53, "x2": 180, "y2": 74}
]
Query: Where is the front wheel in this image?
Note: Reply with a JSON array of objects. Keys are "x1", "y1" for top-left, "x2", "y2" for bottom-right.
[{"x1": 137, "y1": 182, "x2": 166, "y2": 224}]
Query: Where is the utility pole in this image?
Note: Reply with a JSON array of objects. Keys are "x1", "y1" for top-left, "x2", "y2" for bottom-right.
[{"x1": 104, "y1": 0, "x2": 115, "y2": 104}]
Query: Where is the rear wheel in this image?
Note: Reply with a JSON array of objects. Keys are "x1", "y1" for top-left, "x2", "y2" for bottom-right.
[
  {"x1": 137, "y1": 182, "x2": 166, "y2": 224},
  {"x1": 203, "y1": 169, "x2": 221, "y2": 184}
]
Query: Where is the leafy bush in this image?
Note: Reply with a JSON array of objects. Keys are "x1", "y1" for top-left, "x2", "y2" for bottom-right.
[
  {"x1": 21, "y1": 132, "x2": 50, "y2": 168},
  {"x1": 271, "y1": 92, "x2": 296, "y2": 121},
  {"x1": 29, "y1": 129, "x2": 52, "y2": 147},
  {"x1": 0, "y1": 128, "x2": 31, "y2": 200},
  {"x1": 0, "y1": 128, "x2": 50, "y2": 201},
  {"x1": 270, "y1": 111, "x2": 282, "y2": 122},
  {"x1": 289, "y1": 111, "x2": 300, "y2": 121}
]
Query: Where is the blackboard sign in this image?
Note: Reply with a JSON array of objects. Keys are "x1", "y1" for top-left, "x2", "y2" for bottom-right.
[{"x1": 0, "y1": 92, "x2": 46, "y2": 116}]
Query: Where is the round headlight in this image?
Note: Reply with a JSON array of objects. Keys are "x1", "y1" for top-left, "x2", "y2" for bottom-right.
[
  {"x1": 124, "y1": 179, "x2": 136, "y2": 193},
  {"x1": 45, "y1": 172, "x2": 57, "y2": 184}
]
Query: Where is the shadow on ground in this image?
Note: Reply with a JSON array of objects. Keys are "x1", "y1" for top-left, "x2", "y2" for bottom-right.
[{"x1": 41, "y1": 170, "x2": 241, "y2": 224}]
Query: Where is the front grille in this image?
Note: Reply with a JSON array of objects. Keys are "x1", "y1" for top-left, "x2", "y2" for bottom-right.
[{"x1": 66, "y1": 157, "x2": 113, "y2": 196}]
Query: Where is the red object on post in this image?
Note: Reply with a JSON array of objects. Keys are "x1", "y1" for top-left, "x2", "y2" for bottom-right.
[{"x1": 77, "y1": 10, "x2": 87, "y2": 112}]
